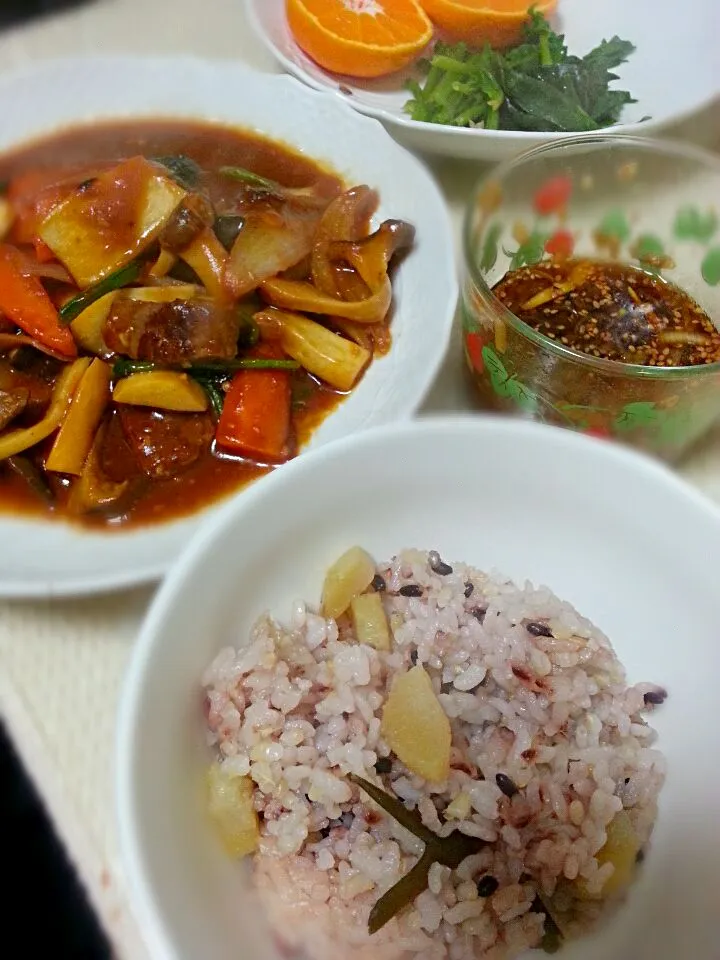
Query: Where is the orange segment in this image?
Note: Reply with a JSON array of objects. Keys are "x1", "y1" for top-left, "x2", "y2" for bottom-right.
[
  {"x1": 286, "y1": 0, "x2": 433, "y2": 78},
  {"x1": 417, "y1": 0, "x2": 558, "y2": 48}
]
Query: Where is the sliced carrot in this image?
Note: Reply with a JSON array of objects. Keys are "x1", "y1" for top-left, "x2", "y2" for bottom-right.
[
  {"x1": 216, "y1": 369, "x2": 291, "y2": 463},
  {"x1": 0, "y1": 244, "x2": 77, "y2": 358}
]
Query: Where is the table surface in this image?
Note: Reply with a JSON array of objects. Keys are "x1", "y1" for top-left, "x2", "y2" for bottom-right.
[{"x1": 0, "y1": 1, "x2": 719, "y2": 956}]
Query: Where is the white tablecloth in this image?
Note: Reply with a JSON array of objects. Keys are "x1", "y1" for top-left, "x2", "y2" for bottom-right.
[{"x1": 0, "y1": 2, "x2": 718, "y2": 956}]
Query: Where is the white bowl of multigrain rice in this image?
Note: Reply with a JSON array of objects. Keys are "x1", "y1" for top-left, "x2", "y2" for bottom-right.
[{"x1": 117, "y1": 416, "x2": 720, "y2": 960}]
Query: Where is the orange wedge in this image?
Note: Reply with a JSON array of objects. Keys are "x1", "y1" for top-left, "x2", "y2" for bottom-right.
[
  {"x1": 418, "y1": 0, "x2": 558, "y2": 49},
  {"x1": 286, "y1": 0, "x2": 434, "y2": 78}
]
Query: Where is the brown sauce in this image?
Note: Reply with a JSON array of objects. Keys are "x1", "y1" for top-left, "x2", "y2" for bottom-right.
[
  {"x1": 493, "y1": 258, "x2": 720, "y2": 367},
  {"x1": 0, "y1": 120, "x2": 353, "y2": 529}
]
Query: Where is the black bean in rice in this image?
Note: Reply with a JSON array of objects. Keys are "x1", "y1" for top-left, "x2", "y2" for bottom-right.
[{"x1": 398, "y1": 584, "x2": 423, "y2": 597}]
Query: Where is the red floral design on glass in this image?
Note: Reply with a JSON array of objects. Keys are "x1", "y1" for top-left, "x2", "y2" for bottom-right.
[
  {"x1": 584, "y1": 425, "x2": 612, "y2": 440},
  {"x1": 533, "y1": 175, "x2": 573, "y2": 217},
  {"x1": 465, "y1": 331, "x2": 485, "y2": 372},
  {"x1": 545, "y1": 229, "x2": 574, "y2": 258}
]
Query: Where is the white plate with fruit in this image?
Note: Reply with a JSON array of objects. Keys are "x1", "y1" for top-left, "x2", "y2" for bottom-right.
[{"x1": 247, "y1": 0, "x2": 719, "y2": 159}]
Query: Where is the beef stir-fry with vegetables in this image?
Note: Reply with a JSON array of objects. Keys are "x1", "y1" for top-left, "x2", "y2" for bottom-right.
[{"x1": 0, "y1": 121, "x2": 413, "y2": 528}]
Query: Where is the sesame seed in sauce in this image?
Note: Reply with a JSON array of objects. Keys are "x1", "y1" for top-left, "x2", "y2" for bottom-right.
[{"x1": 492, "y1": 259, "x2": 720, "y2": 367}]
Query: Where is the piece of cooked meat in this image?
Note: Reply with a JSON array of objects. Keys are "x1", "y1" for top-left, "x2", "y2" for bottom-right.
[
  {"x1": 103, "y1": 297, "x2": 241, "y2": 365},
  {"x1": 0, "y1": 359, "x2": 53, "y2": 423},
  {"x1": 117, "y1": 406, "x2": 214, "y2": 480},
  {"x1": 99, "y1": 409, "x2": 145, "y2": 484}
]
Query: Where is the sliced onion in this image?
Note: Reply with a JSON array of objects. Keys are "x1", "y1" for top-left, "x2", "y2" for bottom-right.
[
  {"x1": 14, "y1": 248, "x2": 72, "y2": 284},
  {"x1": 328, "y1": 317, "x2": 374, "y2": 352},
  {"x1": 224, "y1": 205, "x2": 322, "y2": 299},
  {"x1": 311, "y1": 186, "x2": 378, "y2": 297},
  {"x1": 330, "y1": 317, "x2": 392, "y2": 357},
  {"x1": 260, "y1": 218, "x2": 413, "y2": 324},
  {"x1": 333, "y1": 262, "x2": 370, "y2": 301},
  {"x1": 0, "y1": 332, "x2": 73, "y2": 362}
]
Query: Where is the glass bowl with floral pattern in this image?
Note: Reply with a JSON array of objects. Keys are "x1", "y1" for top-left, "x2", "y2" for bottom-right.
[{"x1": 462, "y1": 135, "x2": 720, "y2": 462}]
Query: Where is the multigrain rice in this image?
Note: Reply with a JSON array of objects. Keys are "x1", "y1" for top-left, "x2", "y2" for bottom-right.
[{"x1": 203, "y1": 549, "x2": 666, "y2": 960}]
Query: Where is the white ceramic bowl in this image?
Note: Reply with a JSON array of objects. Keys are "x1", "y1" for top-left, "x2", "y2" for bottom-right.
[
  {"x1": 117, "y1": 416, "x2": 720, "y2": 960},
  {"x1": 0, "y1": 56, "x2": 456, "y2": 598},
  {"x1": 247, "y1": 0, "x2": 720, "y2": 161}
]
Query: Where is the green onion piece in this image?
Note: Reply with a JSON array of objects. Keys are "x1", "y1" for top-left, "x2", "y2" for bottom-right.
[
  {"x1": 368, "y1": 850, "x2": 435, "y2": 935},
  {"x1": 350, "y1": 774, "x2": 487, "y2": 936},
  {"x1": 219, "y1": 165, "x2": 278, "y2": 191},
  {"x1": 237, "y1": 318, "x2": 260, "y2": 351},
  {"x1": 189, "y1": 359, "x2": 299, "y2": 377},
  {"x1": 194, "y1": 379, "x2": 225, "y2": 418},
  {"x1": 434, "y1": 826, "x2": 485, "y2": 869},
  {"x1": 112, "y1": 359, "x2": 155, "y2": 379},
  {"x1": 112, "y1": 357, "x2": 299, "y2": 381},
  {"x1": 349, "y1": 775, "x2": 437, "y2": 846},
  {"x1": 60, "y1": 260, "x2": 142, "y2": 325},
  {"x1": 219, "y1": 167, "x2": 318, "y2": 203},
  {"x1": 531, "y1": 895, "x2": 564, "y2": 954}
]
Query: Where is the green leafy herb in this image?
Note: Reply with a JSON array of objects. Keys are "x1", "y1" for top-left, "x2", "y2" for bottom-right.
[
  {"x1": 59, "y1": 260, "x2": 142, "y2": 325},
  {"x1": 350, "y1": 775, "x2": 485, "y2": 934},
  {"x1": 404, "y1": 9, "x2": 638, "y2": 133},
  {"x1": 152, "y1": 154, "x2": 203, "y2": 189}
]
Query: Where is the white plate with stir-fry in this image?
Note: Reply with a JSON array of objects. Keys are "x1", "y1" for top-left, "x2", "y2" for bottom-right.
[{"x1": 0, "y1": 57, "x2": 456, "y2": 598}]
